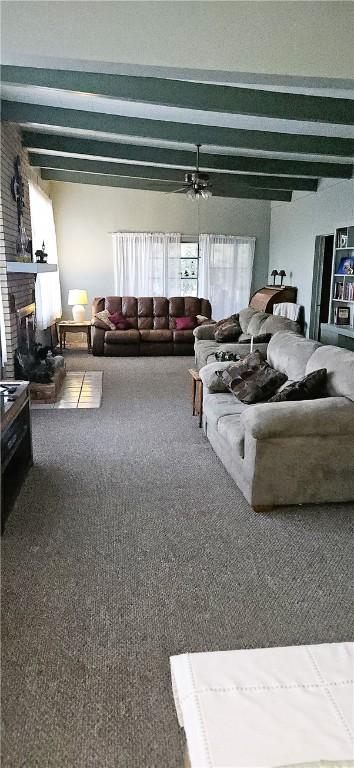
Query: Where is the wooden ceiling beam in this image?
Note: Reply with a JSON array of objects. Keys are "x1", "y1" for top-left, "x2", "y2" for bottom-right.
[
  {"x1": 22, "y1": 132, "x2": 353, "y2": 179},
  {"x1": 29, "y1": 151, "x2": 318, "y2": 191},
  {"x1": 41, "y1": 168, "x2": 293, "y2": 200},
  {"x1": 2, "y1": 65, "x2": 354, "y2": 125},
  {"x1": 2, "y1": 100, "x2": 353, "y2": 157}
]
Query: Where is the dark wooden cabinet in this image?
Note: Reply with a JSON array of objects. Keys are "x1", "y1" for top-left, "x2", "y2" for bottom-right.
[
  {"x1": 1, "y1": 381, "x2": 33, "y2": 534},
  {"x1": 249, "y1": 285, "x2": 297, "y2": 313}
]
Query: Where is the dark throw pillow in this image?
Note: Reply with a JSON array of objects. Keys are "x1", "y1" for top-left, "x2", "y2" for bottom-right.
[
  {"x1": 213, "y1": 313, "x2": 239, "y2": 330},
  {"x1": 237, "y1": 333, "x2": 272, "y2": 344},
  {"x1": 269, "y1": 368, "x2": 327, "y2": 403},
  {"x1": 214, "y1": 320, "x2": 242, "y2": 342},
  {"x1": 109, "y1": 312, "x2": 131, "y2": 330},
  {"x1": 218, "y1": 351, "x2": 287, "y2": 404}
]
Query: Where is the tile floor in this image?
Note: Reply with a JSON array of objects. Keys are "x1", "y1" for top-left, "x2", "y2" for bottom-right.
[{"x1": 31, "y1": 371, "x2": 103, "y2": 410}]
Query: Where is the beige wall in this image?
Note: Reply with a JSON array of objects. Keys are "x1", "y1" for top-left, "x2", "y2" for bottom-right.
[
  {"x1": 2, "y1": 1, "x2": 353, "y2": 79},
  {"x1": 50, "y1": 181, "x2": 271, "y2": 319},
  {"x1": 269, "y1": 178, "x2": 354, "y2": 334}
]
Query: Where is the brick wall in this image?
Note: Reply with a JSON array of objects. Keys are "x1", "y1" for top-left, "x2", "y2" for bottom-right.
[{"x1": 0, "y1": 122, "x2": 37, "y2": 377}]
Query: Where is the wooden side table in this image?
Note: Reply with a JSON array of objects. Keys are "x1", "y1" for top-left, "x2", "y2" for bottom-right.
[
  {"x1": 188, "y1": 368, "x2": 203, "y2": 428},
  {"x1": 58, "y1": 321, "x2": 92, "y2": 352}
]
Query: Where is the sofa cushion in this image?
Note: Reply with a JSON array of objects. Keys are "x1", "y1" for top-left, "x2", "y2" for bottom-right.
[
  {"x1": 239, "y1": 307, "x2": 258, "y2": 332},
  {"x1": 267, "y1": 332, "x2": 321, "y2": 381},
  {"x1": 203, "y1": 391, "x2": 248, "y2": 430},
  {"x1": 105, "y1": 329, "x2": 140, "y2": 344},
  {"x1": 261, "y1": 315, "x2": 300, "y2": 335},
  {"x1": 269, "y1": 368, "x2": 327, "y2": 402},
  {"x1": 247, "y1": 312, "x2": 269, "y2": 336},
  {"x1": 305, "y1": 345, "x2": 354, "y2": 401},
  {"x1": 153, "y1": 297, "x2": 169, "y2": 317},
  {"x1": 139, "y1": 329, "x2": 172, "y2": 342},
  {"x1": 173, "y1": 329, "x2": 194, "y2": 343},
  {"x1": 138, "y1": 297, "x2": 153, "y2": 316},
  {"x1": 219, "y1": 352, "x2": 287, "y2": 404}
]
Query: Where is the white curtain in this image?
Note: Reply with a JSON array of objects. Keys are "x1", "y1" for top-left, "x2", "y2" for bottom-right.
[
  {"x1": 29, "y1": 181, "x2": 62, "y2": 330},
  {"x1": 199, "y1": 234, "x2": 255, "y2": 320},
  {"x1": 112, "y1": 232, "x2": 181, "y2": 296}
]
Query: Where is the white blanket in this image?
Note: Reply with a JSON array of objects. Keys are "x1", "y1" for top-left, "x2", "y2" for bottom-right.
[
  {"x1": 170, "y1": 642, "x2": 354, "y2": 768},
  {"x1": 273, "y1": 302, "x2": 302, "y2": 322}
]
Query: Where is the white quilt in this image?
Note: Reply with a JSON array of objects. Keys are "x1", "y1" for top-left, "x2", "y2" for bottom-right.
[{"x1": 170, "y1": 642, "x2": 354, "y2": 768}]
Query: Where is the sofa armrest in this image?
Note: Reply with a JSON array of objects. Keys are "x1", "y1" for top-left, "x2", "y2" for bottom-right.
[
  {"x1": 91, "y1": 325, "x2": 105, "y2": 355},
  {"x1": 193, "y1": 324, "x2": 216, "y2": 340},
  {"x1": 241, "y1": 397, "x2": 354, "y2": 440},
  {"x1": 92, "y1": 318, "x2": 109, "y2": 330}
]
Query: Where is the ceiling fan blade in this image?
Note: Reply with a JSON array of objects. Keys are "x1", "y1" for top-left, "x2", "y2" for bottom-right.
[{"x1": 164, "y1": 186, "x2": 189, "y2": 195}]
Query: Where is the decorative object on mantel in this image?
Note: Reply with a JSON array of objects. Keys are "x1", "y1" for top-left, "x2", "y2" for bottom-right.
[
  {"x1": 270, "y1": 269, "x2": 278, "y2": 286},
  {"x1": 68, "y1": 289, "x2": 88, "y2": 322},
  {"x1": 35, "y1": 241, "x2": 48, "y2": 264},
  {"x1": 279, "y1": 269, "x2": 286, "y2": 286},
  {"x1": 10, "y1": 155, "x2": 31, "y2": 262}
]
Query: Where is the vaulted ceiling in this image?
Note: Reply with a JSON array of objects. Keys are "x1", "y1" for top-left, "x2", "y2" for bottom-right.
[{"x1": 1, "y1": 63, "x2": 353, "y2": 202}]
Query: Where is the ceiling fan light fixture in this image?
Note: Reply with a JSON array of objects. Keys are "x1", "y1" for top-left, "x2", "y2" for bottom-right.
[
  {"x1": 186, "y1": 187, "x2": 197, "y2": 200},
  {"x1": 200, "y1": 188, "x2": 212, "y2": 199}
]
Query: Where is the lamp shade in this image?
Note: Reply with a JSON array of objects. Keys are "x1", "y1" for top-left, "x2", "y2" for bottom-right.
[{"x1": 68, "y1": 289, "x2": 88, "y2": 306}]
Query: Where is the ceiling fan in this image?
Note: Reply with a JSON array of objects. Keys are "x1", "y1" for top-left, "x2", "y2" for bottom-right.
[{"x1": 171, "y1": 144, "x2": 212, "y2": 199}]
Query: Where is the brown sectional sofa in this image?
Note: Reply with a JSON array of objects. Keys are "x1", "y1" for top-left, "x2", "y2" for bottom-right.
[{"x1": 92, "y1": 296, "x2": 212, "y2": 356}]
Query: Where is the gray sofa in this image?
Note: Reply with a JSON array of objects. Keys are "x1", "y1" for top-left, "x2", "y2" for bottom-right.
[
  {"x1": 193, "y1": 307, "x2": 300, "y2": 369},
  {"x1": 200, "y1": 331, "x2": 354, "y2": 511}
]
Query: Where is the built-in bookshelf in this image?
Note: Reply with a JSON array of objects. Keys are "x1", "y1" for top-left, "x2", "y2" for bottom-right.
[{"x1": 321, "y1": 225, "x2": 354, "y2": 348}]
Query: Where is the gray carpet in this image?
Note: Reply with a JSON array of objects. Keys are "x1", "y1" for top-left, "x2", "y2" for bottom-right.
[{"x1": 2, "y1": 353, "x2": 353, "y2": 768}]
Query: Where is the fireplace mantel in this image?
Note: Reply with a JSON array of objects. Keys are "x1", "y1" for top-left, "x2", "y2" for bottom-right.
[{"x1": 6, "y1": 262, "x2": 57, "y2": 274}]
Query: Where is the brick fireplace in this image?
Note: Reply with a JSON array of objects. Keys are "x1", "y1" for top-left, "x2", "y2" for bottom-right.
[{"x1": 1, "y1": 123, "x2": 38, "y2": 377}]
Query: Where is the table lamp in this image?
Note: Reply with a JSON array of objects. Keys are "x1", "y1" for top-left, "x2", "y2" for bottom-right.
[{"x1": 68, "y1": 289, "x2": 88, "y2": 322}]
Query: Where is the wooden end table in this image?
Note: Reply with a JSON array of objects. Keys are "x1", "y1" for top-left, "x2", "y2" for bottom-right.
[
  {"x1": 188, "y1": 368, "x2": 203, "y2": 428},
  {"x1": 58, "y1": 321, "x2": 92, "y2": 352}
]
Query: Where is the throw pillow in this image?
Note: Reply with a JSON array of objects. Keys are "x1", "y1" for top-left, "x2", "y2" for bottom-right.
[
  {"x1": 269, "y1": 368, "x2": 327, "y2": 402},
  {"x1": 213, "y1": 313, "x2": 239, "y2": 330},
  {"x1": 175, "y1": 316, "x2": 195, "y2": 330},
  {"x1": 214, "y1": 320, "x2": 242, "y2": 342},
  {"x1": 238, "y1": 333, "x2": 272, "y2": 344},
  {"x1": 95, "y1": 310, "x2": 115, "y2": 330},
  {"x1": 109, "y1": 312, "x2": 131, "y2": 330},
  {"x1": 196, "y1": 314, "x2": 211, "y2": 325},
  {"x1": 218, "y1": 352, "x2": 287, "y2": 404}
]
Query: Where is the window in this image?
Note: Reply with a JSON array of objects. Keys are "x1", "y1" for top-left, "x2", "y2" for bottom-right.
[{"x1": 168, "y1": 238, "x2": 199, "y2": 297}]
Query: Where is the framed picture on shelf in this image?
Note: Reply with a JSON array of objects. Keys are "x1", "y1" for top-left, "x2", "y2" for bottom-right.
[
  {"x1": 337, "y1": 257, "x2": 354, "y2": 275},
  {"x1": 339, "y1": 233, "x2": 348, "y2": 248},
  {"x1": 334, "y1": 306, "x2": 350, "y2": 326}
]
